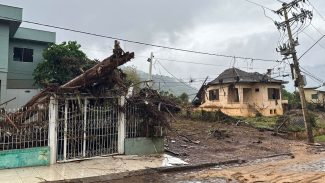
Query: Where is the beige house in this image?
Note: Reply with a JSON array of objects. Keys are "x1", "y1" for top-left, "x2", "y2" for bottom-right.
[
  {"x1": 193, "y1": 68, "x2": 288, "y2": 117},
  {"x1": 304, "y1": 86, "x2": 325, "y2": 105}
]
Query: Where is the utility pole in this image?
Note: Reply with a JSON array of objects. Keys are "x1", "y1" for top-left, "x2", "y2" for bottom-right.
[
  {"x1": 275, "y1": 0, "x2": 314, "y2": 143},
  {"x1": 147, "y1": 52, "x2": 154, "y2": 88}
]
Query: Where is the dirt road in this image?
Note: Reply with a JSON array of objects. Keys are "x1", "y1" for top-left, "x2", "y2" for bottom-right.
[{"x1": 190, "y1": 143, "x2": 325, "y2": 182}]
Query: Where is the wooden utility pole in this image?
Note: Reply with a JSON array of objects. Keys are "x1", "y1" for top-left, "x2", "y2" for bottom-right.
[{"x1": 275, "y1": 1, "x2": 314, "y2": 143}]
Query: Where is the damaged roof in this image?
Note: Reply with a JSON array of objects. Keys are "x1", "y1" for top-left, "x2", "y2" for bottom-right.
[
  {"x1": 208, "y1": 68, "x2": 287, "y2": 85},
  {"x1": 315, "y1": 86, "x2": 325, "y2": 92}
]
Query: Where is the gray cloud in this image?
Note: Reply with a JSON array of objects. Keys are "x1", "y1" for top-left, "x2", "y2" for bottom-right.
[{"x1": 1, "y1": 0, "x2": 325, "y2": 91}]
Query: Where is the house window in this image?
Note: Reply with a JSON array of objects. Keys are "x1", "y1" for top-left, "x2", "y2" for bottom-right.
[
  {"x1": 243, "y1": 88, "x2": 252, "y2": 103},
  {"x1": 228, "y1": 87, "x2": 239, "y2": 103},
  {"x1": 255, "y1": 88, "x2": 260, "y2": 92},
  {"x1": 268, "y1": 88, "x2": 280, "y2": 100},
  {"x1": 13, "y1": 47, "x2": 34, "y2": 62},
  {"x1": 311, "y1": 94, "x2": 318, "y2": 100},
  {"x1": 209, "y1": 89, "x2": 219, "y2": 101}
]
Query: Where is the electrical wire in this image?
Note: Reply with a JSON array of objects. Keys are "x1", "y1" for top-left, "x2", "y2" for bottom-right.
[
  {"x1": 302, "y1": 30, "x2": 325, "y2": 50},
  {"x1": 299, "y1": 34, "x2": 325, "y2": 60},
  {"x1": 243, "y1": 0, "x2": 276, "y2": 12},
  {"x1": 156, "y1": 60, "x2": 198, "y2": 91},
  {"x1": 307, "y1": 0, "x2": 325, "y2": 22},
  {"x1": 300, "y1": 66, "x2": 324, "y2": 83},
  {"x1": 0, "y1": 15, "x2": 281, "y2": 63}
]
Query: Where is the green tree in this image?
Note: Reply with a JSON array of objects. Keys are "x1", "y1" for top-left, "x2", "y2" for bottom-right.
[
  {"x1": 33, "y1": 41, "x2": 97, "y2": 88},
  {"x1": 282, "y1": 88, "x2": 301, "y2": 109}
]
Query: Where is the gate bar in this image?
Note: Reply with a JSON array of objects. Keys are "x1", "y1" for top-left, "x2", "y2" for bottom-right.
[
  {"x1": 63, "y1": 100, "x2": 68, "y2": 161},
  {"x1": 83, "y1": 99, "x2": 88, "y2": 157}
]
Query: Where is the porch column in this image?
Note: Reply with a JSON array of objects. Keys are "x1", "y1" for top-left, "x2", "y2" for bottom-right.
[
  {"x1": 49, "y1": 96, "x2": 58, "y2": 164},
  {"x1": 118, "y1": 96, "x2": 126, "y2": 154}
]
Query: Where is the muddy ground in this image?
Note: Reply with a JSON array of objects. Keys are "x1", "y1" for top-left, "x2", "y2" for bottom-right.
[
  {"x1": 188, "y1": 144, "x2": 325, "y2": 182},
  {"x1": 54, "y1": 117, "x2": 324, "y2": 183},
  {"x1": 108, "y1": 144, "x2": 325, "y2": 183},
  {"x1": 165, "y1": 118, "x2": 297, "y2": 165},
  {"x1": 100, "y1": 118, "x2": 325, "y2": 183}
]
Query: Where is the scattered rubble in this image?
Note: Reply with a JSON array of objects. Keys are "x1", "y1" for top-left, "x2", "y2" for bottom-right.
[{"x1": 275, "y1": 110, "x2": 305, "y2": 132}]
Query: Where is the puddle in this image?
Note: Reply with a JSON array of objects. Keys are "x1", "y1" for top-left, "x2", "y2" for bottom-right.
[
  {"x1": 108, "y1": 172, "x2": 235, "y2": 183},
  {"x1": 211, "y1": 154, "x2": 292, "y2": 170},
  {"x1": 283, "y1": 159, "x2": 325, "y2": 172},
  {"x1": 162, "y1": 154, "x2": 188, "y2": 166}
]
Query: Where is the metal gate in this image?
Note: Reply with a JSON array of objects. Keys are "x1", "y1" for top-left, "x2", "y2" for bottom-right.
[{"x1": 56, "y1": 98, "x2": 119, "y2": 162}]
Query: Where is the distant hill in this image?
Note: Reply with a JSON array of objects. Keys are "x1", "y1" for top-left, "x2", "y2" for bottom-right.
[{"x1": 136, "y1": 70, "x2": 199, "y2": 97}]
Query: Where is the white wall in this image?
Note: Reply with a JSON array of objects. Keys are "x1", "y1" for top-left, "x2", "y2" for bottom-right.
[{"x1": 4, "y1": 89, "x2": 40, "y2": 109}]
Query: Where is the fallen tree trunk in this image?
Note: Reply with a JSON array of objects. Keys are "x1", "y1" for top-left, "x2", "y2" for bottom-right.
[
  {"x1": 61, "y1": 52, "x2": 134, "y2": 88},
  {"x1": 22, "y1": 41, "x2": 134, "y2": 109}
]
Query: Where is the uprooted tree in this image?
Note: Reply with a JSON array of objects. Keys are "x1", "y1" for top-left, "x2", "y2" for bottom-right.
[{"x1": 7, "y1": 41, "x2": 180, "y2": 138}]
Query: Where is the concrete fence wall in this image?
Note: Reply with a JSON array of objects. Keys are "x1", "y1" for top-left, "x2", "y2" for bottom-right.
[{"x1": 0, "y1": 147, "x2": 50, "y2": 169}]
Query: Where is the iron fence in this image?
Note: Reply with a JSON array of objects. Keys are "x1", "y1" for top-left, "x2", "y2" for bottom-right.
[
  {"x1": 0, "y1": 106, "x2": 49, "y2": 151},
  {"x1": 56, "y1": 98, "x2": 119, "y2": 161},
  {"x1": 126, "y1": 103, "x2": 147, "y2": 138}
]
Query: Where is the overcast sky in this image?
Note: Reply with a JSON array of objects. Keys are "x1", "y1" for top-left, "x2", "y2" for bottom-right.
[{"x1": 1, "y1": 0, "x2": 325, "y2": 91}]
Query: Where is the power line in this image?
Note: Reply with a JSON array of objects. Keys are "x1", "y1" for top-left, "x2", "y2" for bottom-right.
[
  {"x1": 302, "y1": 30, "x2": 325, "y2": 50},
  {"x1": 156, "y1": 60, "x2": 198, "y2": 91},
  {"x1": 311, "y1": 23, "x2": 324, "y2": 35},
  {"x1": 148, "y1": 57, "x2": 279, "y2": 69},
  {"x1": 300, "y1": 66, "x2": 324, "y2": 83},
  {"x1": 307, "y1": 0, "x2": 325, "y2": 22},
  {"x1": 275, "y1": 0, "x2": 286, "y2": 3},
  {"x1": 301, "y1": 71, "x2": 324, "y2": 84},
  {"x1": 299, "y1": 34, "x2": 325, "y2": 60},
  {"x1": 243, "y1": 0, "x2": 276, "y2": 12},
  {"x1": 0, "y1": 15, "x2": 281, "y2": 63}
]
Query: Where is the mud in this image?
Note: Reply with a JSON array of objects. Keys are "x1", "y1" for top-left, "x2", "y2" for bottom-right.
[
  {"x1": 191, "y1": 144, "x2": 325, "y2": 182},
  {"x1": 166, "y1": 118, "x2": 297, "y2": 165},
  {"x1": 107, "y1": 144, "x2": 325, "y2": 183}
]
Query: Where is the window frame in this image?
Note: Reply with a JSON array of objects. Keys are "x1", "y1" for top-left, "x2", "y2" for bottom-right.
[
  {"x1": 208, "y1": 89, "x2": 219, "y2": 101},
  {"x1": 228, "y1": 87, "x2": 240, "y2": 103},
  {"x1": 267, "y1": 88, "x2": 280, "y2": 100},
  {"x1": 13, "y1": 47, "x2": 34, "y2": 62},
  {"x1": 311, "y1": 93, "x2": 318, "y2": 100}
]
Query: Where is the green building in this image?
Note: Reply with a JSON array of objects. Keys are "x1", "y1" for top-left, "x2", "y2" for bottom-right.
[{"x1": 0, "y1": 4, "x2": 56, "y2": 108}]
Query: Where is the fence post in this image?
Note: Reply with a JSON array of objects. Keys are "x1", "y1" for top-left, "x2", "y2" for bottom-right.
[
  {"x1": 118, "y1": 96, "x2": 126, "y2": 154},
  {"x1": 49, "y1": 95, "x2": 58, "y2": 164}
]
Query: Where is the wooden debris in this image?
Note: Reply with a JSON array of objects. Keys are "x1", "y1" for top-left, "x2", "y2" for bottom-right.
[{"x1": 22, "y1": 40, "x2": 134, "y2": 109}]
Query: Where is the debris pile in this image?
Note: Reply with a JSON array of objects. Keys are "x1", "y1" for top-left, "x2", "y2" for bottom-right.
[
  {"x1": 23, "y1": 40, "x2": 134, "y2": 109},
  {"x1": 0, "y1": 40, "x2": 180, "y2": 139},
  {"x1": 126, "y1": 88, "x2": 181, "y2": 137},
  {"x1": 275, "y1": 110, "x2": 305, "y2": 132}
]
